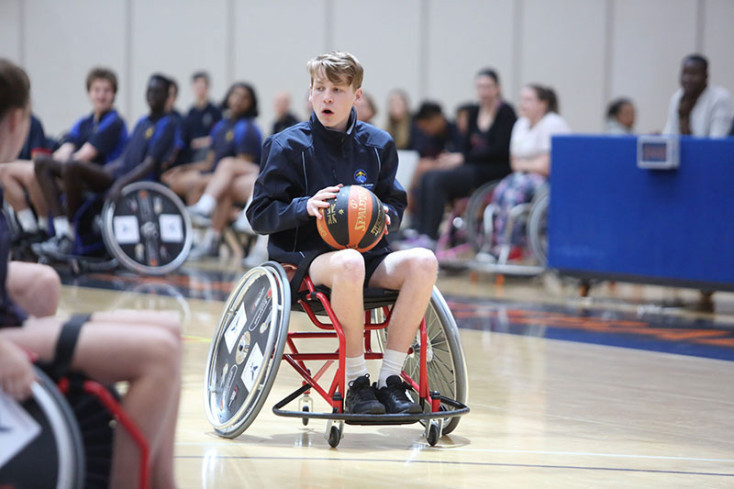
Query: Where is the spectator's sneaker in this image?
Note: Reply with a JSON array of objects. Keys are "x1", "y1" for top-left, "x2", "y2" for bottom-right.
[
  {"x1": 231, "y1": 211, "x2": 255, "y2": 235},
  {"x1": 186, "y1": 206, "x2": 211, "y2": 227},
  {"x1": 344, "y1": 375, "x2": 386, "y2": 415},
  {"x1": 376, "y1": 375, "x2": 422, "y2": 414},
  {"x1": 32, "y1": 234, "x2": 73, "y2": 257},
  {"x1": 187, "y1": 239, "x2": 220, "y2": 261},
  {"x1": 394, "y1": 234, "x2": 436, "y2": 251}
]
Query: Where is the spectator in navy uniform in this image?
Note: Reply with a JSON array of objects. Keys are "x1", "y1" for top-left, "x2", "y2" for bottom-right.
[
  {"x1": 33, "y1": 67, "x2": 128, "y2": 247},
  {"x1": 34, "y1": 74, "x2": 178, "y2": 256},
  {"x1": 0, "y1": 113, "x2": 52, "y2": 239},
  {"x1": 184, "y1": 71, "x2": 222, "y2": 157},
  {"x1": 183, "y1": 82, "x2": 264, "y2": 259}
]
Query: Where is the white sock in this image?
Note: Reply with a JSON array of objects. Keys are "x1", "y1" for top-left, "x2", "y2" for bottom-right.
[
  {"x1": 38, "y1": 217, "x2": 49, "y2": 233},
  {"x1": 17, "y1": 209, "x2": 38, "y2": 232},
  {"x1": 202, "y1": 228, "x2": 221, "y2": 246},
  {"x1": 345, "y1": 355, "x2": 368, "y2": 384},
  {"x1": 378, "y1": 349, "x2": 407, "y2": 388},
  {"x1": 194, "y1": 194, "x2": 216, "y2": 215},
  {"x1": 53, "y1": 217, "x2": 72, "y2": 238}
]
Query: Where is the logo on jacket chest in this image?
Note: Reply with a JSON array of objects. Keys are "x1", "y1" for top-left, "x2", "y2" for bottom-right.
[{"x1": 353, "y1": 169, "x2": 368, "y2": 184}]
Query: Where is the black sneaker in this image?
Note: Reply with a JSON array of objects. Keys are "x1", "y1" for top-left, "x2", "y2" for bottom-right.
[
  {"x1": 344, "y1": 375, "x2": 386, "y2": 415},
  {"x1": 376, "y1": 375, "x2": 422, "y2": 414},
  {"x1": 32, "y1": 234, "x2": 73, "y2": 257}
]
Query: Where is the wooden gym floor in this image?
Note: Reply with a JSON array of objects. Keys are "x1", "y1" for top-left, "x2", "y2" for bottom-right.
[{"x1": 56, "y1": 259, "x2": 734, "y2": 488}]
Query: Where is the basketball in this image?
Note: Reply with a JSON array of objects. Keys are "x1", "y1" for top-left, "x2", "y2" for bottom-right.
[{"x1": 316, "y1": 185, "x2": 387, "y2": 252}]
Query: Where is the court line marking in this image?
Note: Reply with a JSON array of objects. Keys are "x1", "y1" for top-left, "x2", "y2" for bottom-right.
[
  {"x1": 176, "y1": 442, "x2": 734, "y2": 463},
  {"x1": 174, "y1": 454, "x2": 734, "y2": 476}
]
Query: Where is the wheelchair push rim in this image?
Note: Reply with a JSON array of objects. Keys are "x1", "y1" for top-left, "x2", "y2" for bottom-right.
[
  {"x1": 378, "y1": 286, "x2": 469, "y2": 435},
  {"x1": 204, "y1": 262, "x2": 291, "y2": 438},
  {"x1": 101, "y1": 181, "x2": 193, "y2": 276}
]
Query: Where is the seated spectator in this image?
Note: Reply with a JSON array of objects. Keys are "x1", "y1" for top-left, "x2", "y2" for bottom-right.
[
  {"x1": 177, "y1": 82, "x2": 263, "y2": 259},
  {"x1": 403, "y1": 101, "x2": 462, "y2": 215},
  {"x1": 355, "y1": 91, "x2": 377, "y2": 124},
  {"x1": 0, "y1": 113, "x2": 52, "y2": 240},
  {"x1": 605, "y1": 97, "x2": 636, "y2": 134},
  {"x1": 167, "y1": 71, "x2": 222, "y2": 169},
  {"x1": 404, "y1": 68, "x2": 517, "y2": 249},
  {"x1": 489, "y1": 84, "x2": 571, "y2": 256},
  {"x1": 271, "y1": 91, "x2": 299, "y2": 135},
  {"x1": 385, "y1": 89, "x2": 413, "y2": 150},
  {"x1": 0, "y1": 57, "x2": 181, "y2": 489},
  {"x1": 662, "y1": 54, "x2": 733, "y2": 137},
  {"x1": 33, "y1": 67, "x2": 128, "y2": 249},
  {"x1": 34, "y1": 74, "x2": 178, "y2": 256}
]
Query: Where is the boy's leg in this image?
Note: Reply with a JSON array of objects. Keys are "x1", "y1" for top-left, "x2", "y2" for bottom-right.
[
  {"x1": 368, "y1": 248, "x2": 437, "y2": 414},
  {"x1": 33, "y1": 155, "x2": 65, "y2": 218},
  {"x1": 61, "y1": 161, "x2": 114, "y2": 220},
  {"x1": 308, "y1": 250, "x2": 385, "y2": 414},
  {"x1": 7, "y1": 261, "x2": 61, "y2": 318}
]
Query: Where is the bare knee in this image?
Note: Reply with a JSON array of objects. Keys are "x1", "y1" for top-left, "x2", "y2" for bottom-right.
[
  {"x1": 407, "y1": 248, "x2": 438, "y2": 283},
  {"x1": 331, "y1": 249, "x2": 365, "y2": 284}
]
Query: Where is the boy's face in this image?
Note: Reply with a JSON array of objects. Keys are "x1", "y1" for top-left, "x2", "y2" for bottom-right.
[
  {"x1": 88, "y1": 78, "x2": 115, "y2": 114},
  {"x1": 309, "y1": 70, "x2": 361, "y2": 132},
  {"x1": 192, "y1": 77, "x2": 209, "y2": 100}
]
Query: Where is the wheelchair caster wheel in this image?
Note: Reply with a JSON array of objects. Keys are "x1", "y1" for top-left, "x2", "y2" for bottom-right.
[
  {"x1": 301, "y1": 406, "x2": 310, "y2": 426},
  {"x1": 426, "y1": 420, "x2": 442, "y2": 446},
  {"x1": 326, "y1": 420, "x2": 343, "y2": 448}
]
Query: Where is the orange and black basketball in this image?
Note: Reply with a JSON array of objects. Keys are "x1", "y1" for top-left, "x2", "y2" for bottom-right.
[{"x1": 316, "y1": 185, "x2": 387, "y2": 253}]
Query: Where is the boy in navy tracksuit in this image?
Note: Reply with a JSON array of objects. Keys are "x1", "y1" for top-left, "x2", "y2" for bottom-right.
[
  {"x1": 247, "y1": 51, "x2": 438, "y2": 415},
  {"x1": 34, "y1": 74, "x2": 178, "y2": 256}
]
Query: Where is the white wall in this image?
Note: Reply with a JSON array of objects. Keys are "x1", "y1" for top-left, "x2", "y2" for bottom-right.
[{"x1": 2, "y1": 0, "x2": 733, "y2": 139}]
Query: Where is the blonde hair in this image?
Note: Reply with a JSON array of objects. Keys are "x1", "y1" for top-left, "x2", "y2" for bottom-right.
[{"x1": 306, "y1": 51, "x2": 364, "y2": 90}]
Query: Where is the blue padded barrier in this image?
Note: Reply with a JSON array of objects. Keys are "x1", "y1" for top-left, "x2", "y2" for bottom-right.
[{"x1": 548, "y1": 135, "x2": 734, "y2": 291}]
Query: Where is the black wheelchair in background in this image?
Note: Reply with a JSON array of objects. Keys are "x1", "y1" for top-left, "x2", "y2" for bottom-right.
[{"x1": 30, "y1": 181, "x2": 193, "y2": 275}]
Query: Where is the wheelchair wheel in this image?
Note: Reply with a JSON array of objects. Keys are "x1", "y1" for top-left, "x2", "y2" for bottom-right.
[
  {"x1": 0, "y1": 368, "x2": 85, "y2": 489},
  {"x1": 527, "y1": 185, "x2": 549, "y2": 267},
  {"x1": 464, "y1": 180, "x2": 499, "y2": 253},
  {"x1": 204, "y1": 261, "x2": 291, "y2": 438},
  {"x1": 101, "y1": 181, "x2": 193, "y2": 275},
  {"x1": 376, "y1": 287, "x2": 468, "y2": 435}
]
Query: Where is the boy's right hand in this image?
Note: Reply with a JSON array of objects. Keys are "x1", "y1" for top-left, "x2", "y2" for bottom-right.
[{"x1": 307, "y1": 184, "x2": 342, "y2": 219}]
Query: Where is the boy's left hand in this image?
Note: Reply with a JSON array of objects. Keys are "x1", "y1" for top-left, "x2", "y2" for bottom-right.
[{"x1": 383, "y1": 206, "x2": 391, "y2": 235}]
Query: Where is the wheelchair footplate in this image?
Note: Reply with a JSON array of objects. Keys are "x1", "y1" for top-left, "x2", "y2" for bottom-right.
[{"x1": 272, "y1": 382, "x2": 469, "y2": 447}]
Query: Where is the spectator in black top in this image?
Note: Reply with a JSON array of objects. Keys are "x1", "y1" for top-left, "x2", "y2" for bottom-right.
[
  {"x1": 404, "y1": 68, "x2": 517, "y2": 248},
  {"x1": 271, "y1": 91, "x2": 299, "y2": 135}
]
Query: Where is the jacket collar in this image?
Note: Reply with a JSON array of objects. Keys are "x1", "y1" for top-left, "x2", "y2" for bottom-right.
[{"x1": 310, "y1": 107, "x2": 357, "y2": 145}]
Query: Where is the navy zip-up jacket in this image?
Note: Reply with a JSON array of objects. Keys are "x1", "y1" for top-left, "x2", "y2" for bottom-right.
[{"x1": 247, "y1": 108, "x2": 407, "y2": 265}]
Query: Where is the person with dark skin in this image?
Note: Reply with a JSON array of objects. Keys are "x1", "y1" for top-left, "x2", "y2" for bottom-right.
[
  {"x1": 662, "y1": 54, "x2": 733, "y2": 137},
  {"x1": 34, "y1": 75, "x2": 178, "y2": 256}
]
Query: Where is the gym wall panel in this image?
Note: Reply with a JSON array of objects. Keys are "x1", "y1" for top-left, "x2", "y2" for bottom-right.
[
  {"x1": 520, "y1": 0, "x2": 607, "y2": 133},
  {"x1": 130, "y1": 0, "x2": 229, "y2": 125},
  {"x1": 331, "y1": 0, "x2": 424, "y2": 131},
  {"x1": 232, "y1": 0, "x2": 328, "y2": 135},
  {"x1": 22, "y1": 0, "x2": 128, "y2": 138},
  {"x1": 609, "y1": 0, "x2": 698, "y2": 134},
  {"x1": 0, "y1": 0, "x2": 22, "y2": 64},
  {"x1": 702, "y1": 0, "x2": 734, "y2": 94},
  {"x1": 424, "y1": 0, "x2": 516, "y2": 121}
]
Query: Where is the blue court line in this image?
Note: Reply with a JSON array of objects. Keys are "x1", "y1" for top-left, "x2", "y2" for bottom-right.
[{"x1": 174, "y1": 454, "x2": 734, "y2": 477}]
